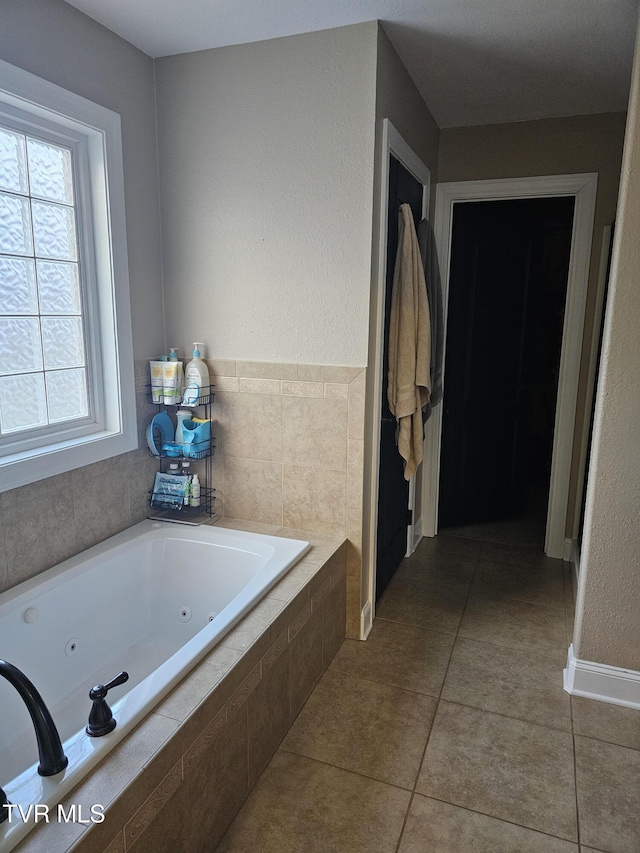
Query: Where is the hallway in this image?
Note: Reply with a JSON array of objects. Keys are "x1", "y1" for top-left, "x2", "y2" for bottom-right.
[{"x1": 216, "y1": 535, "x2": 640, "y2": 852}]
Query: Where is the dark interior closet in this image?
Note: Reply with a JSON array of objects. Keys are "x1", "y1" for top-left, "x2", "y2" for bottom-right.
[{"x1": 438, "y1": 196, "x2": 575, "y2": 549}]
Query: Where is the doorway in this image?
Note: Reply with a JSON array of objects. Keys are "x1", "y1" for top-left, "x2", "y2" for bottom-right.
[
  {"x1": 424, "y1": 174, "x2": 598, "y2": 558},
  {"x1": 438, "y1": 196, "x2": 575, "y2": 550},
  {"x1": 366, "y1": 120, "x2": 431, "y2": 629},
  {"x1": 375, "y1": 154, "x2": 424, "y2": 601}
]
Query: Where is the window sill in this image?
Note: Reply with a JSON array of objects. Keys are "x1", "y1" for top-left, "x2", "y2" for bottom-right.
[{"x1": 0, "y1": 423, "x2": 138, "y2": 494}]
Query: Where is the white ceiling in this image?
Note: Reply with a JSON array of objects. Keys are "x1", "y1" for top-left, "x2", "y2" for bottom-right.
[{"x1": 63, "y1": 0, "x2": 638, "y2": 127}]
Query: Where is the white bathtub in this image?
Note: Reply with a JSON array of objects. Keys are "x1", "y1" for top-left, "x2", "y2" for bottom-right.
[{"x1": 0, "y1": 519, "x2": 309, "y2": 851}]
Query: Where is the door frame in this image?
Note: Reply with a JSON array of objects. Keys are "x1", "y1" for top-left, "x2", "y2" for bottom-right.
[
  {"x1": 572, "y1": 224, "x2": 613, "y2": 560},
  {"x1": 424, "y1": 173, "x2": 598, "y2": 559},
  {"x1": 367, "y1": 119, "x2": 431, "y2": 626}
]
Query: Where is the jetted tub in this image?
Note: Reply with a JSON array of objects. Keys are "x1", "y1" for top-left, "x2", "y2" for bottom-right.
[{"x1": 0, "y1": 519, "x2": 309, "y2": 851}]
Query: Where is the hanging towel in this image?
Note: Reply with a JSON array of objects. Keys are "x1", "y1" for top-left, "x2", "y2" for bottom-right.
[
  {"x1": 388, "y1": 203, "x2": 431, "y2": 480},
  {"x1": 417, "y1": 217, "x2": 445, "y2": 422}
]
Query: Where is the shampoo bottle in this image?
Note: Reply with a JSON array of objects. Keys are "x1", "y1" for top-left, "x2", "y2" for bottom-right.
[{"x1": 183, "y1": 343, "x2": 210, "y2": 406}]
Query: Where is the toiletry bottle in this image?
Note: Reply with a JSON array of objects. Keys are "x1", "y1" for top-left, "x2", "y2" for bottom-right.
[
  {"x1": 190, "y1": 473, "x2": 201, "y2": 507},
  {"x1": 149, "y1": 355, "x2": 167, "y2": 404},
  {"x1": 183, "y1": 343, "x2": 210, "y2": 406},
  {"x1": 175, "y1": 408, "x2": 192, "y2": 448},
  {"x1": 163, "y1": 348, "x2": 183, "y2": 404},
  {"x1": 181, "y1": 461, "x2": 192, "y2": 506}
]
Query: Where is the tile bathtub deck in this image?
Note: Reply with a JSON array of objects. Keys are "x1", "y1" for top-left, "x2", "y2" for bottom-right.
[{"x1": 215, "y1": 533, "x2": 640, "y2": 853}]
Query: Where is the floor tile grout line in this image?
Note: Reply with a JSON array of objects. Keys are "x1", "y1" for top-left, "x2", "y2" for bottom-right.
[
  {"x1": 438, "y1": 532, "x2": 548, "y2": 554},
  {"x1": 330, "y1": 646, "x2": 573, "y2": 735},
  {"x1": 276, "y1": 745, "x2": 419, "y2": 794},
  {"x1": 464, "y1": 591, "x2": 569, "y2": 614},
  {"x1": 393, "y1": 791, "x2": 417, "y2": 853},
  {"x1": 451, "y1": 633, "x2": 567, "y2": 667},
  {"x1": 432, "y1": 696, "x2": 574, "y2": 736},
  {"x1": 318, "y1": 664, "x2": 445, "y2": 703},
  {"x1": 572, "y1": 731, "x2": 582, "y2": 848},
  {"x1": 571, "y1": 730, "x2": 640, "y2": 753},
  {"x1": 410, "y1": 552, "x2": 479, "y2": 802},
  {"x1": 412, "y1": 791, "x2": 581, "y2": 846},
  {"x1": 449, "y1": 631, "x2": 572, "y2": 665},
  {"x1": 568, "y1": 595, "x2": 583, "y2": 850},
  {"x1": 374, "y1": 613, "x2": 459, "y2": 638},
  {"x1": 326, "y1": 664, "x2": 444, "y2": 701},
  {"x1": 467, "y1": 594, "x2": 567, "y2": 613}
]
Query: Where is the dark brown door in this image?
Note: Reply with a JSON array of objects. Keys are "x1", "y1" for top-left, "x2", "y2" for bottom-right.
[
  {"x1": 376, "y1": 155, "x2": 424, "y2": 601},
  {"x1": 439, "y1": 196, "x2": 575, "y2": 530}
]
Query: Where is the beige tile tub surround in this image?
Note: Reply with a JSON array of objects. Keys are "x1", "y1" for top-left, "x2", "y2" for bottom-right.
[
  {"x1": 208, "y1": 359, "x2": 366, "y2": 639},
  {"x1": 14, "y1": 524, "x2": 347, "y2": 853}
]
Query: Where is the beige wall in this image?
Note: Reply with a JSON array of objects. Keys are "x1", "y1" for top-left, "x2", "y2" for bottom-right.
[
  {"x1": 574, "y1": 22, "x2": 640, "y2": 670},
  {"x1": 0, "y1": 0, "x2": 164, "y2": 360},
  {"x1": 438, "y1": 113, "x2": 627, "y2": 536},
  {"x1": 375, "y1": 26, "x2": 441, "y2": 200},
  {"x1": 155, "y1": 23, "x2": 378, "y2": 367},
  {"x1": 0, "y1": 0, "x2": 162, "y2": 595}
]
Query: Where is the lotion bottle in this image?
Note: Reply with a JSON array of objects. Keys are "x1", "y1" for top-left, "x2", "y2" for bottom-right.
[
  {"x1": 149, "y1": 355, "x2": 167, "y2": 403},
  {"x1": 183, "y1": 343, "x2": 210, "y2": 406}
]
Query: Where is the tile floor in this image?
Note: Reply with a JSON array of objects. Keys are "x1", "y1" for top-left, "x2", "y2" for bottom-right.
[{"x1": 215, "y1": 534, "x2": 640, "y2": 853}]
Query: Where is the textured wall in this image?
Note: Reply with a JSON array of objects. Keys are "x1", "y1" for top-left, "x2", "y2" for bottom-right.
[
  {"x1": 0, "y1": 0, "x2": 164, "y2": 360},
  {"x1": 574, "y1": 23, "x2": 640, "y2": 671},
  {"x1": 438, "y1": 113, "x2": 626, "y2": 536},
  {"x1": 0, "y1": 0, "x2": 162, "y2": 593},
  {"x1": 154, "y1": 23, "x2": 378, "y2": 366},
  {"x1": 375, "y1": 26, "x2": 440, "y2": 209}
]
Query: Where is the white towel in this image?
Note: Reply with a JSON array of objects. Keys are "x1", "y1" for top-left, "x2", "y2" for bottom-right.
[{"x1": 387, "y1": 204, "x2": 431, "y2": 479}]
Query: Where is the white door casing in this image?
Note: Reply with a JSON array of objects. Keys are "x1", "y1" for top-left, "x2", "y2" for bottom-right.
[
  {"x1": 425, "y1": 173, "x2": 598, "y2": 559},
  {"x1": 365, "y1": 119, "x2": 431, "y2": 634}
]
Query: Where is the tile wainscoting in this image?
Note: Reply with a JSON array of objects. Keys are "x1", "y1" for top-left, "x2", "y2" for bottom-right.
[
  {"x1": 0, "y1": 358, "x2": 366, "y2": 641},
  {"x1": 206, "y1": 359, "x2": 366, "y2": 640}
]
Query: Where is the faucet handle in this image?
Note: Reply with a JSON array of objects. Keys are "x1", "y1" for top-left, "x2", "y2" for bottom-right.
[
  {"x1": 89, "y1": 671, "x2": 129, "y2": 701},
  {"x1": 86, "y1": 671, "x2": 129, "y2": 737},
  {"x1": 1, "y1": 786, "x2": 10, "y2": 824}
]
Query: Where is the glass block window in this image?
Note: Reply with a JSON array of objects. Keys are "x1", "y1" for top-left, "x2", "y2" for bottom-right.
[
  {"x1": 0, "y1": 58, "x2": 136, "y2": 492},
  {"x1": 0, "y1": 127, "x2": 89, "y2": 436}
]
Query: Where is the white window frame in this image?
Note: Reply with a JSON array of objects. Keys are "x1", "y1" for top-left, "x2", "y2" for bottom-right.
[{"x1": 0, "y1": 59, "x2": 137, "y2": 492}]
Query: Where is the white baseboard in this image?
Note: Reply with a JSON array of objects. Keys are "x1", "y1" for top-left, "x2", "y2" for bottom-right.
[
  {"x1": 563, "y1": 644, "x2": 640, "y2": 709},
  {"x1": 360, "y1": 600, "x2": 373, "y2": 640}
]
